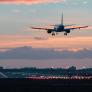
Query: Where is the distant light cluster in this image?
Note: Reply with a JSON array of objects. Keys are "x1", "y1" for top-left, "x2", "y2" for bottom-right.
[{"x1": 27, "y1": 76, "x2": 92, "y2": 80}]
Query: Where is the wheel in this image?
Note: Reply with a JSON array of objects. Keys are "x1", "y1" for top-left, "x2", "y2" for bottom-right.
[
  {"x1": 52, "y1": 33, "x2": 55, "y2": 36},
  {"x1": 64, "y1": 32, "x2": 67, "y2": 36}
]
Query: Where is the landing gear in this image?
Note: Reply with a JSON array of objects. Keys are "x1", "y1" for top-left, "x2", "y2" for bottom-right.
[
  {"x1": 52, "y1": 32, "x2": 55, "y2": 36},
  {"x1": 64, "y1": 32, "x2": 67, "y2": 36}
]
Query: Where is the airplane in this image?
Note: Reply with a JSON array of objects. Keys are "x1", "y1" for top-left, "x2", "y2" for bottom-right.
[{"x1": 31, "y1": 13, "x2": 88, "y2": 36}]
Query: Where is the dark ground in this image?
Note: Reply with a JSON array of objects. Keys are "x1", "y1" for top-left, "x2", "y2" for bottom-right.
[{"x1": 0, "y1": 78, "x2": 92, "y2": 92}]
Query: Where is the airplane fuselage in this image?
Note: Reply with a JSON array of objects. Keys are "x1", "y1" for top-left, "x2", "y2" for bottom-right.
[
  {"x1": 50, "y1": 25, "x2": 70, "y2": 36},
  {"x1": 47, "y1": 25, "x2": 70, "y2": 35},
  {"x1": 54, "y1": 25, "x2": 64, "y2": 32}
]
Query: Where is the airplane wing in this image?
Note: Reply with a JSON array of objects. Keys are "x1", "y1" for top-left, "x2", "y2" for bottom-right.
[
  {"x1": 69, "y1": 26, "x2": 88, "y2": 30},
  {"x1": 31, "y1": 27, "x2": 50, "y2": 30}
]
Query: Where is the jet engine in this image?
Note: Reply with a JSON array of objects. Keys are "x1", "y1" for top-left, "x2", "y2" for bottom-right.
[
  {"x1": 47, "y1": 29, "x2": 52, "y2": 34},
  {"x1": 64, "y1": 29, "x2": 70, "y2": 33}
]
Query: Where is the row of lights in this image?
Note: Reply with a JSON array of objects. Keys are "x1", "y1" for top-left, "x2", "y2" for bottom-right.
[{"x1": 27, "y1": 76, "x2": 92, "y2": 80}]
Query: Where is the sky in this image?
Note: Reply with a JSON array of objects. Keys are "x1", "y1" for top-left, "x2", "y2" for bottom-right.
[
  {"x1": 0, "y1": 0, "x2": 92, "y2": 49},
  {"x1": 0, "y1": 0, "x2": 92, "y2": 68}
]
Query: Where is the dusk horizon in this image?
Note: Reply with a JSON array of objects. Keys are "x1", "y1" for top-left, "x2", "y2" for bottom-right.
[
  {"x1": 0, "y1": 46, "x2": 91, "y2": 69},
  {"x1": 0, "y1": 0, "x2": 92, "y2": 69}
]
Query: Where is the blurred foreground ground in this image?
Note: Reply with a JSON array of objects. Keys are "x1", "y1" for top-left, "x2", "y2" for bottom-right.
[{"x1": 0, "y1": 78, "x2": 92, "y2": 92}]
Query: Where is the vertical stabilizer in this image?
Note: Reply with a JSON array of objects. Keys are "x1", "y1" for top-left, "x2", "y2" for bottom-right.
[{"x1": 61, "y1": 13, "x2": 63, "y2": 25}]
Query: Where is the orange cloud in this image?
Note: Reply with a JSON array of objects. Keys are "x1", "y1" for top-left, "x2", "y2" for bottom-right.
[
  {"x1": 0, "y1": 0, "x2": 65, "y2": 4},
  {"x1": 0, "y1": 35, "x2": 92, "y2": 49},
  {"x1": 54, "y1": 48, "x2": 85, "y2": 52},
  {"x1": 0, "y1": 34, "x2": 32, "y2": 39}
]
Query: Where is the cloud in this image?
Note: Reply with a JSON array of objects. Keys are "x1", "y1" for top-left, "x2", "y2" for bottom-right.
[
  {"x1": 33, "y1": 37, "x2": 48, "y2": 40},
  {"x1": 12, "y1": 9, "x2": 22, "y2": 13},
  {"x1": 0, "y1": 46, "x2": 92, "y2": 69},
  {"x1": 0, "y1": 0, "x2": 65, "y2": 5},
  {"x1": 0, "y1": 35, "x2": 92, "y2": 49},
  {"x1": 54, "y1": 48, "x2": 85, "y2": 52},
  {"x1": 83, "y1": 1, "x2": 88, "y2": 4},
  {"x1": 71, "y1": 0, "x2": 89, "y2": 6},
  {"x1": 0, "y1": 46, "x2": 92, "y2": 59}
]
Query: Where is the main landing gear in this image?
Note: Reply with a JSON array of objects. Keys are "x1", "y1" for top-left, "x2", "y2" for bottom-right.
[
  {"x1": 52, "y1": 32, "x2": 55, "y2": 36},
  {"x1": 64, "y1": 33, "x2": 67, "y2": 36},
  {"x1": 51, "y1": 32, "x2": 68, "y2": 36}
]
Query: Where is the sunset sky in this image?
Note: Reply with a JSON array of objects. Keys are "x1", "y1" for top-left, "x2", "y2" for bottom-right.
[
  {"x1": 0, "y1": 0, "x2": 92, "y2": 49},
  {"x1": 0, "y1": 0, "x2": 92, "y2": 68}
]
